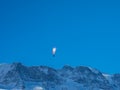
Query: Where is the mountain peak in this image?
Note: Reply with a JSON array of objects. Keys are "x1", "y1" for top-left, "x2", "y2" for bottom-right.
[
  {"x1": 12, "y1": 62, "x2": 23, "y2": 66},
  {"x1": 62, "y1": 65, "x2": 74, "y2": 71}
]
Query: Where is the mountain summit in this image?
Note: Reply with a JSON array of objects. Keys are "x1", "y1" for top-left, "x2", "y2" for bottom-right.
[{"x1": 0, "y1": 62, "x2": 119, "y2": 90}]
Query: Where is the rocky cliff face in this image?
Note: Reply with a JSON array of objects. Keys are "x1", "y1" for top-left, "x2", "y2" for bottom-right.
[{"x1": 0, "y1": 62, "x2": 119, "y2": 90}]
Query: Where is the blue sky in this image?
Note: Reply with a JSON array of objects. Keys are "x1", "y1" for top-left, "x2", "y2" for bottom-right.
[{"x1": 0, "y1": 0, "x2": 120, "y2": 73}]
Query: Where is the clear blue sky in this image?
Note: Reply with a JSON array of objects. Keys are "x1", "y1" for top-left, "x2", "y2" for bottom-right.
[{"x1": 0, "y1": 0, "x2": 120, "y2": 73}]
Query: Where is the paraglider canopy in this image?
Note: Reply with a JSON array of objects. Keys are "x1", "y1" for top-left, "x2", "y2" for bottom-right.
[{"x1": 52, "y1": 47, "x2": 56, "y2": 57}]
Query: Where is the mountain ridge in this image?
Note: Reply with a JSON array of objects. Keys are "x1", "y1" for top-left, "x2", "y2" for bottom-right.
[{"x1": 0, "y1": 62, "x2": 119, "y2": 90}]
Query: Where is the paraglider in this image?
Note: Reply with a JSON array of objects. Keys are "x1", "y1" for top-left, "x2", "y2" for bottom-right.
[{"x1": 52, "y1": 47, "x2": 56, "y2": 57}]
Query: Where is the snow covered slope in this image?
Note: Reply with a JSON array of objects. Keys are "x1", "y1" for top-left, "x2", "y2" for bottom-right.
[{"x1": 0, "y1": 62, "x2": 119, "y2": 90}]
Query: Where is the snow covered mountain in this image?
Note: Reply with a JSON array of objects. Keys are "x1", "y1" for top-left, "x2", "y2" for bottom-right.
[{"x1": 0, "y1": 62, "x2": 119, "y2": 90}]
